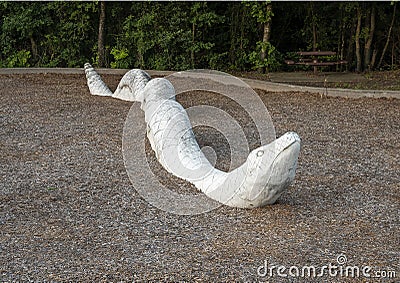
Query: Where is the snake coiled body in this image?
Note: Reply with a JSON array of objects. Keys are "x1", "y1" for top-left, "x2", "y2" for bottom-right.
[{"x1": 84, "y1": 63, "x2": 301, "y2": 208}]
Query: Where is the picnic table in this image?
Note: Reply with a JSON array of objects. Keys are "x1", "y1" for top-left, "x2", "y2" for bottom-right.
[{"x1": 285, "y1": 51, "x2": 347, "y2": 74}]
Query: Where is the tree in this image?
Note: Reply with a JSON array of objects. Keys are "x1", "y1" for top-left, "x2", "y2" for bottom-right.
[
  {"x1": 377, "y1": 2, "x2": 396, "y2": 69},
  {"x1": 340, "y1": 2, "x2": 358, "y2": 71},
  {"x1": 97, "y1": 1, "x2": 106, "y2": 67},
  {"x1": 309, "y1": 1, "x2": 318, "y2": 73},
  {"x1": 0, "y1": 2, "x2": 53, "y2": 66},
  {"x1": 363, "y1": 3, "x2": 376, "y2": 71},
  {"x1": 189, "y1": 2, "x2": 221, "y2": 69},
  {"x1": 246, "y1": 1, "x2": 274, "y2": 73},
  {"x1": 355, "y1": 5, "x2": 362, "y2": 72},
  {"x1": 261, "y1": 2, "x2": 273, "y2": 73},
  {"x1": 1, "y1": 2, "x2": 399, "y2": 70},
  {"x1": 225, "y1": 3, "x2": 257, "y2": 71}
]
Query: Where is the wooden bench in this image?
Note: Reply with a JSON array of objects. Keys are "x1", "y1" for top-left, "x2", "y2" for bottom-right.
[{"x1": 285, "y1": 51, "x2": 347, "y2": 73}]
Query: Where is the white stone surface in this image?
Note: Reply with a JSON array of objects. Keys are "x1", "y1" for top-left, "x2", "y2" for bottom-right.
[{"x1": 84, "y1": 63, "x2": 301, "y2": 208}]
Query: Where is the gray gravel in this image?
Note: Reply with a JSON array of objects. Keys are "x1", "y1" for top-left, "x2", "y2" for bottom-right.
[{"x1": 0, "y1": 73, "x2": 399, "y2": 282}]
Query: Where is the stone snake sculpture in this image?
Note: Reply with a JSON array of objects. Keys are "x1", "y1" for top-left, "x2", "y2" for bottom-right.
[{"x1": 84, "y1": 63, "x2": 301, "y2": 208}]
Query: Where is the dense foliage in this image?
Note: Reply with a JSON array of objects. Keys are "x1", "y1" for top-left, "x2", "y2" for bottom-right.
[{"x1": 0, "y1": 1, "x2": 398, "y2": 72}]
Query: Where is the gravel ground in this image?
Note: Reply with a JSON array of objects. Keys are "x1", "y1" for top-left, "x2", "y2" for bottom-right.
[{"x1": 0, "y1": 73, "x2": 399, "y2": 282}]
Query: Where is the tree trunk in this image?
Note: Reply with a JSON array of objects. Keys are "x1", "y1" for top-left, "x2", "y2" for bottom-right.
[
  {"x1": 391, "y1": 39, "x2": 395, "y2": 68},
  {"x1": 355, "y1": 6, "x2": 362, "y2": 72},
  {"x1": 259, "y1": 2, "x2": 272, "y2": 74},
  {"x1": 97, "y1": 1, "x2": 106, "y2": 68},
  {"x1": 229, "y1": 5, "x2": 237, "y2": 65},
  {"x1": 310, "y1": 2, "x2": 317, "y2": 73},
  {"x1": 240, "y1": 6, "x2": 245, "y2": 70},
  {"x1": 377, "y1": 3, "x2": 396, "y2": 69},
  {"x1": 346, "y1": 16, "x2": 356, "y2": 71},
  {"x1": 370, "y1": 48, "x2": 377, "y2": 69},
  {"x1": 312, "y1": 18, "x2": 317, "y2": 51},
  {"x1": 364, "y1": 4, "x2": 375, "y2": 71},
  {"x1": 29, "y1": 35, "x2": 38, "y2": 60},
  {"x1": 339, "y1": 21, "x2": 345, "y2": 71},
  {"x1": 191, "y1": 22, "x2": 195, "y2": 69}
]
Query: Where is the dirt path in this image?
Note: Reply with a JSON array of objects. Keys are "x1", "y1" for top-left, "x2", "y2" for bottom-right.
[
  {"x1": 1, "y1": 68, "x2": 399, "y2": 99},
  {"x1": 0, "y1": 73, "x2": 399, "y2": 282}
]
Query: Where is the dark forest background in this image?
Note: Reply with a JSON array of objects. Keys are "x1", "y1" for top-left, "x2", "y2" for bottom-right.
[{"x1": 0, "y1": 1, "x2": 398, "y2": 72}]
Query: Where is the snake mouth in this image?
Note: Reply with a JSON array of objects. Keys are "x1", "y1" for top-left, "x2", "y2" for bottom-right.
[
  {"x1": 272, "y1": 135, "x2": 301, "y2": 179},
  {"x1": 259, "y1": 134, "x2": 301, "y2": 203},
  {"x1": 273, "y1": 131, "x2": 301, "y2": 154}
]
